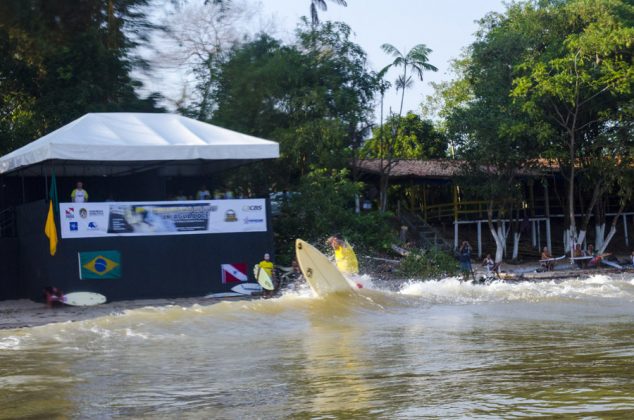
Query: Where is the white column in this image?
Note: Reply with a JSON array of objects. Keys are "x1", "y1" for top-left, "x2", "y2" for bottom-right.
[
  {"x1": 454, "y1": 221, "x2": 458, "y2": 250},
  {"x1": 477, "y1": 221, "x2": 482, "y2": 258},
  {"x1": 531, "y1": 220, "x2": 537, "y2": 248},
  {"x1": 546, "y1": 218, "x2": 552, "y2": 253},
  {"x1": 624, "y1": 214, "x2": 629, "y2": 247}
]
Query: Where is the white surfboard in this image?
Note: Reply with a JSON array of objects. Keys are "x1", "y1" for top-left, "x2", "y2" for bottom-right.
[
  {"x1": 231, "y1": 283, "x2": 263, "y2": 295},
  {"x1": 62, "y1": 292, "x2": 106, "y2": 307},
  {"x1": 295, "y1": 239, "x2": 352, "y2": 296},
  {"x1": 601, "y1": 259, "x2": 623, "y2": 270},
  {"x1": 253, "y1": 265, "x2": 275, "y2": 291},
  {"x1": 204, "y1": 292, "x2": 244, "y2": 298},
  {"x1": 540, "y1": 255, "x2": 566, "y2": 262}
]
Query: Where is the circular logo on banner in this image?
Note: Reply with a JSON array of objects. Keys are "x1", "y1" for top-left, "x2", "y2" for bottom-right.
[{"x1": 225, "y1": 210, "x2": 237, "y2": 222}]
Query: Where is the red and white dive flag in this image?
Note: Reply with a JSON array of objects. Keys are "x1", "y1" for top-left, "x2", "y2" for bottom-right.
[{"x1": 221, "y1": 263, "x2": 248, "y2": 283}]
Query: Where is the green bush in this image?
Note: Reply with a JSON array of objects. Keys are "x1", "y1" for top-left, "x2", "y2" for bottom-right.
[
  {"x1": 272, "y1": 168, "x2": 395, "y2": 264},
  {"x1": 398, "y1": 247, "x2": 459, "y2": 279}
]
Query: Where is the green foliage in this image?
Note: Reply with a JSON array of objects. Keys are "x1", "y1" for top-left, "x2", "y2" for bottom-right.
[
  {"x1": 0, "y1": 0, "x2": 162, "y2": 155},
  {"x1": 272, "y1": 168, "x2": 395, "y2": 263},
  {"x1": 380, "y1": 43, "x2": 438, "y2": 116},
  {"x1": 207, "y1": 21, "x2": 376, "y2": 192},
  {"x1": 398, "y1": 248, "x2": 459, "y2": 279},
  {"x1": 362, "y1": 113, "x2": 448, "y2": 159}
]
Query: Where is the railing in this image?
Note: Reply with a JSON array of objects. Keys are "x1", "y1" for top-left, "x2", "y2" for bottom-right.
[
  {"x1": 400, "y1": 209, "x2": 453, "y2": 251},
  {"x1": 0, "y1": 207, "x2": 16, "y2": 237}
]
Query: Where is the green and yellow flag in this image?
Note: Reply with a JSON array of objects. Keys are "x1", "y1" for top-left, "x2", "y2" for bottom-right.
[
  {"x1": 79, "y1": 251, "x2": 121, "y2": 279},
  {"x1": 44, "y1": 173, "x2": 58, "y2": 256}
]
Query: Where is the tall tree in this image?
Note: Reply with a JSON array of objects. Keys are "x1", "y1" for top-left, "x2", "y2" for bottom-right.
[
  {"x1": 375, "y1": 43, "x2": 438, "y2": 211},
  {"x1": 439, "y1": 0, "x2": 634, "y2": 261},
  {"x1": 440, "y1": 6, "x2": 546, "y2": 262},
  {"x1": 511, "y1": 0, "x2": 634, "y2": 252},
  {"x1": 0, "y1": 0, "x2": 162, "y2": 154},
  {"x1": 310, "y1": 0, "x2": 348, "y2": 25},
  {"x1": 208, "y1": 20, "x2": 375, "y2": 193}
]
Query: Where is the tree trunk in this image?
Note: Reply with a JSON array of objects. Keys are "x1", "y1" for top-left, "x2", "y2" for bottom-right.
[
  {"x1": 512, "y1": 232, "x2": 521, "y2": 261},
  {"x1": 487, "y1": 203, "x2": 507, "y2": 263},
  {"x1": 595, "y1": 223, "x2": 606, "y2": 250},
  {"x1": 598, "y1": 203, "x2": 625, "y2": 254},
  {"x1": 567, "y1": 129, "x2": 577, "y2": 255}
]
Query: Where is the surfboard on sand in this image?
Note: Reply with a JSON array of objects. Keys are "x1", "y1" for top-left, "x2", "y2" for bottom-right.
[
  {"x1": 205, "y1": 292, "x2": 243, "y2": 298},
  {"x1": 62, "y1": 292, "x2": 106, "y2": 307},
  {"x1": 540, "y1": 255, "x2": 566, "y2": 263},
  {"x1": 295, "y1": 239, "x2": 352, "y2": 296},
  {"x1": 231, "y1": 283, "x2": 263, "y2": 295},
  {"x1": 253, "y1": 265, "x2": 275, "y2": 291},
  {"x1": 601, "y1": 259, "x2": 624, "y2": 270}
]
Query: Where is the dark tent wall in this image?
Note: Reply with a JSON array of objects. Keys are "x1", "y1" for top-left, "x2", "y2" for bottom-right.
[
  {"x1": 0, "y1": 237, "x2": 19, "y2": 299},
  {"x1": 14, "y1": 200, "x2": 275, "y2": 302}
]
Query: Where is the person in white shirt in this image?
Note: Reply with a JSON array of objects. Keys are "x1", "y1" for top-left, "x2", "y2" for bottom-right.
[
  {"x1": 196, "y1": 185, "x2": 211, "y2": 200},
  {"x1": 71, "y1": 182, "x2": 89, "y2": 203}
]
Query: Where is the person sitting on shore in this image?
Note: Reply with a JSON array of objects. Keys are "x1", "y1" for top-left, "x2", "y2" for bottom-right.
[
  {"x1": 587, "y1": 244, "x2": 611, "y2": 268},
  {"x1": 573, "y1": 244, "x2": 588, "y2": 268},
  {"x1": 43, "y1": 286, "x2": 64, "y2": 307},
  {"x1": 587, "y1": 244, "x2": 598, "y2": 267},
  {"x1": 481, "y1": 254, "x2": 500, "y2": 278},
  {"x1": 540, "y1": 247, "x2": 555, "y2": 271}
]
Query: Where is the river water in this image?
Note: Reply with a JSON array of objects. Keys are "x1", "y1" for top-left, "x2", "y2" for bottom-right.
[{"x1": 2, "y1": 274, "x2": 634, "y2": 418}]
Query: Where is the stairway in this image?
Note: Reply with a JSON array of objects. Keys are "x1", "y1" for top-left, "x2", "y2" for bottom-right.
[{"x1": 400, "y1": 211, "x2": 453, "y2": 252}]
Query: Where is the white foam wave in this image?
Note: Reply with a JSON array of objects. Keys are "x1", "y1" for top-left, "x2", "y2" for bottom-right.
[
  {"x1": 398, "y1": 274, "x2": 634, "y2": 304},
  {"x1": 0, "y1": 336, "x2": 21, "y2": 350}
]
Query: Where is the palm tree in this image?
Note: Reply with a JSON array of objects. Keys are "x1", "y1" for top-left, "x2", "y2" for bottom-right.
[
  {"x1": 375, "y1": 44, "x2": 437, "y2": 211},
  {"x1": 310, "y1": 0, "x2": 347, "y2": 26},
  {"x1": 380, "y1": 43, "x2": 438, "y2": 115}
]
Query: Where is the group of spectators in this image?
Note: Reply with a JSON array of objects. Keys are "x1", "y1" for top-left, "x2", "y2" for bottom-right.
[
  {"x1": 68, "y1": 181, "x2": 246, "y2": 203},
  {"x1": 173, "y1": 185, "x2": 245, "y2": 201}
]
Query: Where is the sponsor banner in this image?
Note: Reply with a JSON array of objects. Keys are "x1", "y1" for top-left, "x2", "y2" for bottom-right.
[
  {"x1": 78, "y1": 250, "x2": 121, "y2": 279},
  {"x1": 221, "y1": 263, "x2": 248, "y2": 283},
  {"x1": 60, "y1": 199, "x2": 267, "y2": 238}
]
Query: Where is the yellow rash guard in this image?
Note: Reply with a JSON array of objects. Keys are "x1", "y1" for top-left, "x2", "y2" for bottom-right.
[
  {"x1": 258, "y1": 260, "x2": 274, "y2": 277},
  {"x1": 334, "y1": 242, "x2": 359, "y2": 275}
]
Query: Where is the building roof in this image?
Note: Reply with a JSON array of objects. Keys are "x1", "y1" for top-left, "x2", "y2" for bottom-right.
[
  {"x1": 355, "y1": 159, "x2": 547, "y2": 180},
  {"x1": 356, "y1": 159, "x2": 466, "y2": 179},
  {"x1": 0, "y1": 113, "x2": 279, "y2": 176}
]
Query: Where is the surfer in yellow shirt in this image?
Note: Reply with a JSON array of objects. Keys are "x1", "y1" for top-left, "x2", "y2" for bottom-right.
[
  {"x1": 326, "y1": 236, "x2": 363, "y2": 289},
  {"x1": 257, "y1": 253, "x2": 276, "y2": 297}
]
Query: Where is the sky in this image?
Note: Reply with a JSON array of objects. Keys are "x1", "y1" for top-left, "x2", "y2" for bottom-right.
[
  {"x1": 143, "y1": 0, "x2": 508, "y2": 119},
  {"x1": 258, "y1": 0, "x2": 508, "y2": 115}
]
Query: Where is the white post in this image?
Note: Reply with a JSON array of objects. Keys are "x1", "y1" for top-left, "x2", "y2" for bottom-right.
[
  {"x1": 502, "y1": 221, "x2": 507, "y2": 256},
  {"x1": 624, "y1": 214, "x2": 629, "y2": 247},
  {"x1": 477, "y1": 221, "x2": 482, "y2": 258},
  {"x1": 454, "y1": 221, "x2": 458, "y2": 251},
  {"x1": 537, "y1": 220, "x2": 541, "y2": 250},
  {"x1": 546, "y1": 218, "x2": 552, "y2": 253},
  {"x1": 531, "y1": 220, "x2": 537, "y2": 248}
]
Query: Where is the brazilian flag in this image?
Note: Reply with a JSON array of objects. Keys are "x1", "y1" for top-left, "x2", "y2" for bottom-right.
[{"x1": 79, "y1": 251, "x2": 121, "y2": 279}]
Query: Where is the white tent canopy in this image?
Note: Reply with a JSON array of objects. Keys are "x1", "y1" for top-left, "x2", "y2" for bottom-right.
[{"x1": 0, "y1": 113, "x2": 279, "y2": 176}]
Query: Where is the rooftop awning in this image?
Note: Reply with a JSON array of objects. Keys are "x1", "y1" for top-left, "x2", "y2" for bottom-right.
[{"x1": 0, "y1": 113, "x2": 279, "y2": 176}]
